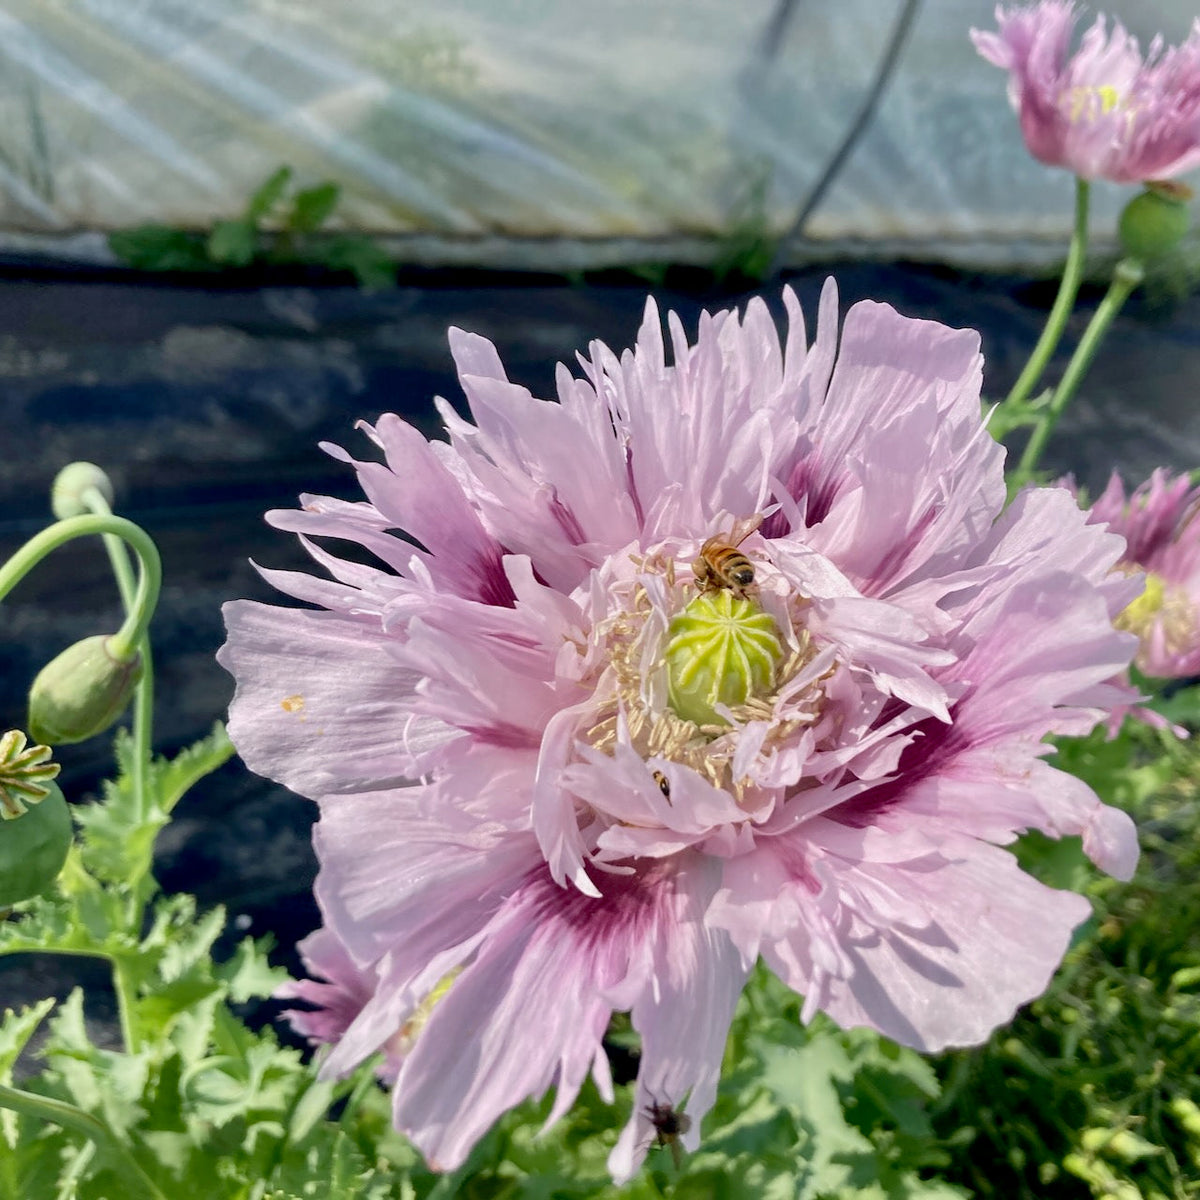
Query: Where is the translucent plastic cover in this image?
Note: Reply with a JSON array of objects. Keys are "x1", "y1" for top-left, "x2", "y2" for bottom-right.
[{"x1": 0, "y1": 0, "x2": 1190, "y2": 263}]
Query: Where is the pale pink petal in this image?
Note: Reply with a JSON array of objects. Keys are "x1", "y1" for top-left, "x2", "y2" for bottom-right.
[
  {"x1": 389, "y1": 864, "x2": 670, "y2": 1171},
  {"x1": 220, "y1": 601, "x2": 457, "y2": 796},
  {"x1": 609, "y1": 859, "x2": 748, "y2": 1183}
]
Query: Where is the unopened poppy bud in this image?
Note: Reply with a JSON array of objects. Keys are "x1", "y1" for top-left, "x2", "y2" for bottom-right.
[
  {"x1": 0, "y1": 780, "x2": 71, "y2": 906},
  {"x1": 50, "y1": 461, "x2": 115, "y2": 519},
  {"x1": 1118, "y1": 181, "x2": 1193, "y2": 261},
  {"x1": 664, "y1": 590, "x2": 783, "y2": 728},
  {"x1": 27, "y1": 635, "x2": 143, "y2": 745}
]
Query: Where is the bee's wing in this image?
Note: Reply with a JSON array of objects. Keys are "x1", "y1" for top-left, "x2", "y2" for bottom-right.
[{"x1": 727, "y1": 513, "x2": 764, "y2": 547}]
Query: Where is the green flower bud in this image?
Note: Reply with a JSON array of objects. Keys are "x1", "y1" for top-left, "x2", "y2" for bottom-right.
[
  {"x1": 50, "y1": 461, "x2": 115, "y2": 519},
  {"x1": 27, "y1": 635, "x2": 142, "y2": 745},
  {"x1": 1118, "y1": 181, "x2": 1193, "y2": 261},
  {"x1": 0, "y1": 781, "x2": 71, "y2": 906},
  {"x1": 664, "y1": 590, "x2": 783, "y2": 727},
  {"x1": 0, "y1": 729, "x2": 61, "y2": 819}
]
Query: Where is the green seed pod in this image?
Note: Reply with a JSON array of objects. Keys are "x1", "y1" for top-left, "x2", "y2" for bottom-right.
[
  {"x1": 0, "y1": 781, "x2": 71, "y2": 906},
  {"x1": 50, "y1": 461, "x2": 115, "y2": 519},
  {"x1": 664, "y1": 590, "x2": 783, "y2": 727},
  {"x1": 1118, "y1": 182, "x2": 1193, "y2": 261},
  {"x1": 27, "y1": 635, "x2": 142, "y2": 746}
]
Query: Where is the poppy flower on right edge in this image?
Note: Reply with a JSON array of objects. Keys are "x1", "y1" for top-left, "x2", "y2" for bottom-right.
[
  {"x1": 973, "y1": 1, "x2": 1200, "y2": 183},
  {"x1": 1085, "y1": 468, "x2": 1200, "y2": 677},
  {"x1": 220, "y1": 280, "x2": 1141, "y2": 1182}
]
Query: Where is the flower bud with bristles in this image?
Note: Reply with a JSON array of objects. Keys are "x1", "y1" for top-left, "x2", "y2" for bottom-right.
[{"x1": 27, "y1": 635, "x2": 142, "y2": 745}]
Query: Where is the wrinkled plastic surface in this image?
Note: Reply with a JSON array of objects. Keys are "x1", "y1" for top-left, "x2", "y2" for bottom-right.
[{"x1": 0, "y1": 0, "x2": 1193, "y2": 262}]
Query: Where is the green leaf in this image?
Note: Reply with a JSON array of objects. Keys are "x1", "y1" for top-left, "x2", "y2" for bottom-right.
[
  {"x1": 0, "y1": 862, "x2": 132, "y2": 962},
  {"x1": 207, "y1": 219, "x2": 258, "y2": 266},
  {"x1": 42, "y1": 991, "x2": 152, "y2": 1138},
  {"x1": 75, "y1": 723, "x2": 234, "y2": 886},
  {"x1": 156, "y1": 723, "x2": 236, "y2": 816},
  {"x1": 246, "y1": 166, "x2": 294, "y2": 221},
  {"x1": 1145, "y1": 679, "x2": 1200, "y2": 727},
  {"x1": 317, "y1": 236, "x2": 396, "y2": 291},
  {"x1": 268, "y1": 1128, "x2": 385, "y2": 1199},
  {"x1": 217, "y1": 936, "x2": 291, "y2": 1005},
  {"x1": 184, "y1": 1034, "x2": 302, "y2": 1132},
  {"x1": 134, "y1": 897, "x2": 226, "y2": 1041},
  {"x1": 286, "y1": 182, "x2": 341, "y2": 233},
  {"x1": 0, "y1": 999, "x2": 55, "y2": 1084},
  {"x1": 0, "y1": 999, "x2": 57, "y2": 1152},
  {"x1": 107, "y1": 226, "x2": 213, "y2": 272}
]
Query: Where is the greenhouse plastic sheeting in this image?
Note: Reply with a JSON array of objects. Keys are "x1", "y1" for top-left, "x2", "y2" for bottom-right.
[{"x1": 0, "y1": 0, "x2": 1193, "y2": 264}]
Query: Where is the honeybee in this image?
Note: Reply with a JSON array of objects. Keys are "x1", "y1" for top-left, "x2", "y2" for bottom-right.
[
  {"x1": 644, "y1": 1098, "x2": 691, "y2": 1169},
  {"x1": 693, "y1": 514, "x2": 764, "y2": 597}
]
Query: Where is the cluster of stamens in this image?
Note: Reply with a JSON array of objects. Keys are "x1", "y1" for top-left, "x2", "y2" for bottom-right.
[{"x1": 1116, "y1": 570, "x2": 1196, "y2": 656}]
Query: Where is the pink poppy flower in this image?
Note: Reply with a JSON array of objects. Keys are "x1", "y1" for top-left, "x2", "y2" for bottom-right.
[
  {"x1": 1085, "y1": 468, "x2": 1200, "y2": 676},
  {"x1": 973, "y1": 1, "x2": 1200, "y2": 182},
  {"x1": 219, "y1": 281, "x2": 1139, "y2": 1182}
]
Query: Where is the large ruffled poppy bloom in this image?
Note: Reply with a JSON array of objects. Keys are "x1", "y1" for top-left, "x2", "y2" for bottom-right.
[
  {"x1": 219, "y1": 281, "x2": 1139, "y2": 1181},
  {"x1": 973, "y1": 1, "x2": 1200, "y2": 183}
]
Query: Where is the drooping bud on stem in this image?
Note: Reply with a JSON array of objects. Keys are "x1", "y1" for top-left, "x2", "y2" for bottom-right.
[
  {"x1": 27, "y1": 635, "x2": 143, "y2": 745},
  {"x1": 664, "y1": 590, "x2": 783, "y2": 727},
  {"x1": 1118, "y1": 180, "x2": 1193, "y2": 261},
  {"x1": 51, "y1": 461, "x2": 116, "y2": 520}
]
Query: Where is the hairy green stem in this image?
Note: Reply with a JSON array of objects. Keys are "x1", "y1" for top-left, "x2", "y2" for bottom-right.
[
  {"x1": 1005, "y1": 177, "x2": 1091, "y2": 411},
  {"x1": 0, "y1": 514, "x2": 161, "y2": 664},
  {"x1": 0, "y1": 1082, "x2": 166, "y2": 1200},
  {"x1": 1014, "y1": 256, "x2": 1145, "y2": 486},
  {"x1": 112, "y1": 957, "x2": 143, "y2": 1056},
  {"x1": 80, "y1": 486, "x2": 156, "y2": 827}
]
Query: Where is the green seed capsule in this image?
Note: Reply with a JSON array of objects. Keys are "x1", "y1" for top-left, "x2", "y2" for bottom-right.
[
  {"x1": 664, "y1": 590, "x2": 783, "y2": 727},
  {"x1": 1118, "y1": 182, "x2": 1193, "y2": 261},
  {"x1": 0, "y1": 781, "x2": 71, "y2": 906}
]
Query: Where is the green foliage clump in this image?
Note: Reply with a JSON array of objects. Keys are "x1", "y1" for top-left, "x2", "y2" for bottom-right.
[{"x1": 108, "y1": 167, "x2": 397, "y2": 290}]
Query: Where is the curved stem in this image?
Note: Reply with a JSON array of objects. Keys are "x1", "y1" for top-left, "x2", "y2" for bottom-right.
[
  {"x1": 0, "y1": 1082, "x2": 166, "y2": 1200},
  {"x1": 0, "y1": 515, "x2": 161, "y2": 664},
  {"x1": 1014, "y1": 256, "x2": 1145, "y2": 485},
  {"x1": 1005, "y1": 177, "x2": 1091, "y2": 409},
  {"x1": 80, "y1": 487, "x2": 155, "y2": 827}
]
